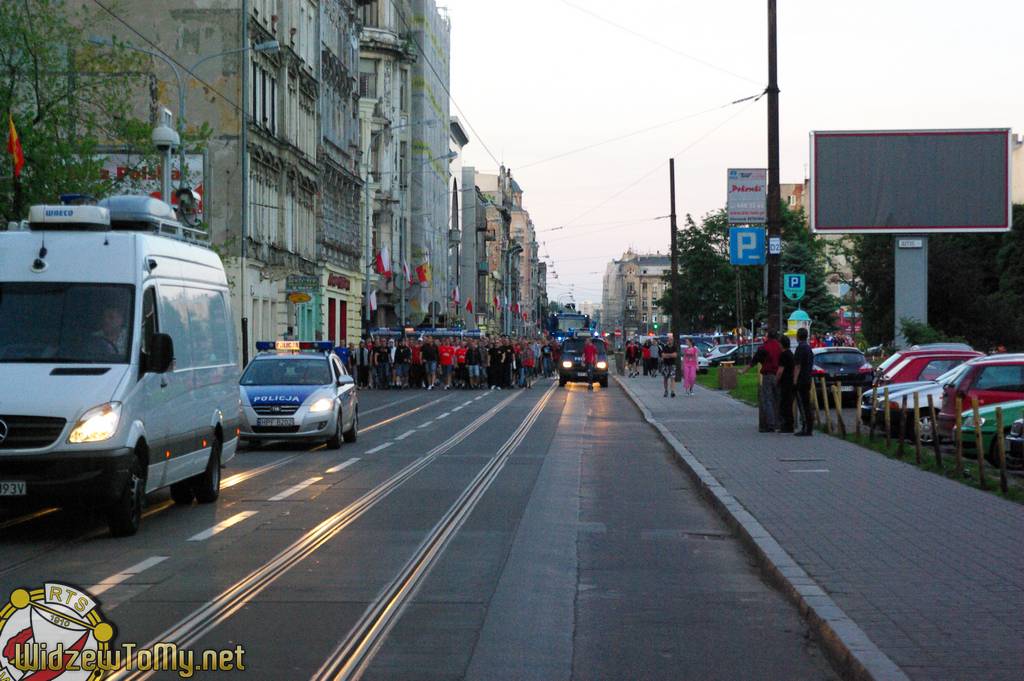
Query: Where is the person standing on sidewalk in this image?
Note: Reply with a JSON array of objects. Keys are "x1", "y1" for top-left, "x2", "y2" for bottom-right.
[
  {"x1": 659, "y1": 333, "x2": 679, "y2": 398},
  {"x1": 355, "y1": 341, "x2": 371, "y2": 388},
  {"x1": 777, "y1": 335, "x2": 796, "y2": 433},
  {"x1": 792, "y1": 327, "x2": 815, "y2": 436},
  {"x1": 648, "y1": 340, "x2": 660, "y2": 378},
  {"x1": 748, "y1": 330, "x2": 782, "y2": 432},
  {"x1": 681, "y1": 337, "x2": 699, "y2": 395}
]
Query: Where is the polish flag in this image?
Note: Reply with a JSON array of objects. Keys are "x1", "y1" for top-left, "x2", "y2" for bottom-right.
[
  {"x1": 466, "y1": 298, "x2": 473, "y2": 313},
  {"x1": 367, "y1": 288, "x2": 377, "y2": 312},
  {"x1": 452, "y1": 285, "x2": 460, "y2": 304},
  {"x1": 374, "y1": 246, "x2": 392, "y2": 277},
  {"x1": 402, "y1": 260, "x2": 412, "y2": 284}
]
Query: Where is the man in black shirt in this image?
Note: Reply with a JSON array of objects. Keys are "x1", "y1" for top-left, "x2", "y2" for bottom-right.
[
  {"x1": 792, "y1": 327, "x2": 815, "y2": 436},
  {"x1": 394, "y1": 339, "x2": 411, "y2": 388},
  {"x1": 777, "y1": 335, "x2": 796, "y2": 433},
  {"x1": 658, "y1": 333, "x2": 679, "y2": 398}
]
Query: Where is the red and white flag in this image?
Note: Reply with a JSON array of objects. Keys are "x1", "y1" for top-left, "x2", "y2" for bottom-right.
[
  {"x1": 367, "y1": 288, "x2": 378, "y2": 312},
  {"x1": 402, "y1": 260, "x2": 412, "y2": 284},
  {"x1": 374, "y1": 246, "x2": 392, "y2": 277},
  {"x1": 466, "y1": 298, "x2": 473, "y2": 313},
  {"x1": 452, "y1": 285, "x2": 460, "y2": 304}
]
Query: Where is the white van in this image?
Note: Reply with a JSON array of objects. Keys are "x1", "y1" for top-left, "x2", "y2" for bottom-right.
[{"x1": 0, "y1": 196, "x2": 242, "y2": 536}]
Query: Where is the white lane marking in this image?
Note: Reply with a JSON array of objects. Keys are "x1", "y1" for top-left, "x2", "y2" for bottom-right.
[
  {"x1": 462, "y1": 400, "x2": 473, "y2": 407},
  {"x1": 436, "y1": 412, "x2": 451, "y2": 420},
  {"x1": 89, "y1": 556, "x2": 168, "y2": 595},
  {"x1": 188, "y1": 511, "x2": 258, "y2": 541},
  {"x1": 790, "y1": 469, "x2": 830, "y2": 474},
  {"x1": 474, "y1": 394, "x2": 486, "y2": 401},
  {"x1": 417, "y1": 422, "x2": 432, "y2": 429},
  {"x1": 395, "y1": 430, "x2": 416, "y2": 441},
  {"x1": 452, "y1": 405, "x2": 464, "y2": 412},
  {"x1": 221, "y1": 455, "x2": 300, "y2": 489},
  {"x1": 325, "y1": 458, "x2": 360, "y2": 474},
  {"x1": 366, "y1": 442, "x2": 393, "y2": 454},
  {"x1": 269, "y1": 477, "x2": 324, "y2": 501}
]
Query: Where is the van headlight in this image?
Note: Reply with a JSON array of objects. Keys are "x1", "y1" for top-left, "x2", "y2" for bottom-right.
[
  {"x1": 562, "y1": 360, "x2": 573, "y2": 369},
  {"x1": 596, "y1": 361, "x2": 608, "y2": 370},
  {"x1": 68, "y1": 402, "x2": 122, "y2": 443},
  {"x1": 308, "y1": 397, "x2": 334, "y2": 414}
]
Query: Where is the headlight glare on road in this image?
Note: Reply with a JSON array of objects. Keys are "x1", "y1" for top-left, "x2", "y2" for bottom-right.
[
  {"x1": 308, "y1": 397, "x2": 334, "y2": 414},
  {"x1": 68, "y1": 402, "x2": 122, "y2": 443},
  {"x1": 596, "y1": 361, "x2": 607, "y2": 370},
  {"x1": 562, "y1": 361, "x2": 573, "y2": 369}
]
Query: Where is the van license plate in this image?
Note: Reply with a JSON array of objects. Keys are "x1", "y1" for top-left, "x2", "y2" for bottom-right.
[
  {"x1": 0, "y1": 481, "x2": 26, "y2": 496},
  {"x1": 257, "y1": 418, "x2": 294, "y2": 427}
]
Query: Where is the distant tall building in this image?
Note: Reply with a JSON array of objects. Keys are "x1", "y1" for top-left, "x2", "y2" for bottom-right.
[{"x1": 602, "y1": 250, "x2": 670, "y2": 338}]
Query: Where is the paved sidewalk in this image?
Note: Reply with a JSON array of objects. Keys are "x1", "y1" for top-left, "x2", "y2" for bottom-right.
[{"x1": 617, "y1": 375, "x2": 1024, "y2": 681}]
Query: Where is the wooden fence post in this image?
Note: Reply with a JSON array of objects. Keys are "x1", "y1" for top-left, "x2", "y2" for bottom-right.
[
  {"x1": 954, "y1": 396, "x2": 964, "y2": 478},
  {"x1": 913, "y1": 392, "x2": 922, "y2": 465},
  {"x1": 855, "y1": 387, "x2": 863, "y2": 439},
  {"x1": 810, "y1": 377, "x2": 821, "y2": 429},
  {"x1": 833, "y1": 384, "x2": 846, "y2": 437},
  {"x1": 995, "y1": 407, "x2": 1008, "y2": 495},
  {"x1": 868, "y1": 385, "x2": 878, "y2": 441},
  {"x1": 927, "y1": 394, "x2": 943, "y2": 470},
  {"x1": 883, "y1": 387, "x2": 891, "y2": 450},
  {"x1": 897, "y1": 394, "x2": 908, "y2": 458},
  {"x1": 821, "y1": 378, "x2": 833, "y2": 435},
  {"x1": 972, "y1": 397, "x2": 987, "y2": 490}
]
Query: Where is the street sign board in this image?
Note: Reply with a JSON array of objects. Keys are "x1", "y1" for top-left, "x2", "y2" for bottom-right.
[
  {"x1": 768, "y1": 236, "x2": 782, "y2": 255},
  {"x1": 727, "y1": 168, "x2": 767, "y2": 224},
  {"x1": 729, "y1": 227, "x2": 765, "y2": 266},
  {"x1": 784, "y1": 273, "x2": 806, "y2": 301},
  {"x1": 286, "y1": 275, "x2": 320, "y2": 293},
  {"x1": 810, "y1": 129, "x2": 1012, "y2": 233}
]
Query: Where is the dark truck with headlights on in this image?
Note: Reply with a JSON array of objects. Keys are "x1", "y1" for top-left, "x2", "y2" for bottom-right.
[{"x1": 558, "y1": 337, "x2": 609, "y2": 388}]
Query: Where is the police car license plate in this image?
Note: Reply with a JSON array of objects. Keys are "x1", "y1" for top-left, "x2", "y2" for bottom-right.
[
  {"x1": 0, "y1": 481, "x2": 26, "y2": 496},
  {"x1": 257, "y1": 417, "x2": 294, "y2": 427},
  {"x1": 841, "y1": 386, "x2": 854, "y2": 392}
]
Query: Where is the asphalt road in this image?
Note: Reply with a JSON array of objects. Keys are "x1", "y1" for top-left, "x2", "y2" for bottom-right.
[{"x1": 0, "y1": 382, "x2": 837, "y2": 680}]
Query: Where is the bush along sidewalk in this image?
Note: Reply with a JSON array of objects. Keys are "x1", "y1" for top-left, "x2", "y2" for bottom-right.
[{"x1": 807, "y1": 377, "x2": 1024, "y2": 504}]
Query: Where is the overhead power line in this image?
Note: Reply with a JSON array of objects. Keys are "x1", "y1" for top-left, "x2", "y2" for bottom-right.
[{"x1": 559, "y1": 0, "x2": 761, "y2": 85}]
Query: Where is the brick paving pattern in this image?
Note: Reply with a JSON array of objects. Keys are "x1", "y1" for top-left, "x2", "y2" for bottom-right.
[{"x1": 621, "y1": 376, "x2": 1024, "y2": 681}]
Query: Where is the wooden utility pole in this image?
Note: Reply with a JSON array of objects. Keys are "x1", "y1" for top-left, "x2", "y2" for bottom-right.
[
  {"x1": 766, "y1": 0, "x2": 782, "y2": 332},
  {"x1": 669, "y1": 158, "x2": 681, "y2": 344}
]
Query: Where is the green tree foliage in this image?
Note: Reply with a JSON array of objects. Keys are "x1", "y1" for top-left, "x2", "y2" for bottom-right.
[
  {"x1": 0, "y1": 0, "x2": 153, "y2": 221},
  {"x1": 659, "y1": 203, "x2": 838, "y2": 334},
  {"x1": 850, "y1": 205, "x2": 1024, "y2": 350}
]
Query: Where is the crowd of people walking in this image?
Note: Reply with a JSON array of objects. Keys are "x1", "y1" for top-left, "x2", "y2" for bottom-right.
[
  {"x1": 622, "y1": 333, "x2": 699, "y2": 398},
  {"x1": 335, "y1": 336, "x2": 562, "y2": 391}
]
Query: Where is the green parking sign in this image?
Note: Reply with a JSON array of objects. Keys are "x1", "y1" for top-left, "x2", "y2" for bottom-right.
[{"x1": 784, "y1": 273, "x2": 806, "y2": 301}]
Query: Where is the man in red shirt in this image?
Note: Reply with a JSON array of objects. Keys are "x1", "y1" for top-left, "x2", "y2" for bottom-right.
[
  {"x1": 583, "y1": 338, "x2": 599, "y2": 391},
  {"x1": 438, "y1": 338, "x2": 455, "y2": 390},
  {"x1": 455, "y1": 341, "x2": 468, "y2": 388},
  {"x1": 749, "y1": 330, "x2": 783, "y2": 432}
]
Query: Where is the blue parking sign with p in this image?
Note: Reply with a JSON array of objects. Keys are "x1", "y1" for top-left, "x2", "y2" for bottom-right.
[{"x1": 729, "y1": 227, "x2": 765, "y2": 265}]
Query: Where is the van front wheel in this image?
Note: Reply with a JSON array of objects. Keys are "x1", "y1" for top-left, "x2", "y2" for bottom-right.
[
  {"x1": 108, "y1": 455, "x2": 144, "y2": 537},
  {"x1": 194, "y1": 438, "x2": 222, "y2": 504}
]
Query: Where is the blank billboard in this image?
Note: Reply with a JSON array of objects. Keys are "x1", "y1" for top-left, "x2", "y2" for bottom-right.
[{"x1": 810, "y1": 129, "x2": 1011, "y2": 233}]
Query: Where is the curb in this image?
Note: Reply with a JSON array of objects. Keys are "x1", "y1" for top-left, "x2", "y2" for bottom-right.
[{"x1": 615, "y1": 376, "x2": 909, "y2": 681}]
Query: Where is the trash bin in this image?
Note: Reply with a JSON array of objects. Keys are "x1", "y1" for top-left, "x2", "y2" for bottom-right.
[
  {"x1": 719, "y1": 361, "x2": 738, "y2": 390},
  {"x1": 614, "y1": 351, "x2": 625, "y2": 375}
]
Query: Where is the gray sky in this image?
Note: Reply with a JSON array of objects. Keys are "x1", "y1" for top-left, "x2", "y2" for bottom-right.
[{"x1": 442, "y1": 0, "x2": 1021, "y2": 307}]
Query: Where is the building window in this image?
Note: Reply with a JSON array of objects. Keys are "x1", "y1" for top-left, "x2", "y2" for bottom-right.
[
  {"x1": 359, "y1": 58, "x2": 376, "y2": 98},
  {"x1": 642, "y1": 314, "x2": 647, "y2": 323},
  {"x1": 361, "y1": 0, "x2": 381, "y2": 28}
]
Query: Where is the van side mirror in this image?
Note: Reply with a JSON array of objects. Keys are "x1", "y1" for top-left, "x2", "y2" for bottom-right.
[
  {"x1": 148, "y1": 333, "x2": 174, "y2": 373},
  {"x1": 337, "y1": 374, "x2": 354, "y2": 386}
]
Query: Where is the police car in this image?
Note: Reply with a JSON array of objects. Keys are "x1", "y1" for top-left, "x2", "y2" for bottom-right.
[{"x1": 239, "y1": 341, "x2": 357, "y2": 448}]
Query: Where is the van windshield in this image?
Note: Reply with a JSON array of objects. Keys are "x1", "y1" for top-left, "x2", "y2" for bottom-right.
[{"x1": 0, "y1": 283, "x2": 134, "y2": 364}]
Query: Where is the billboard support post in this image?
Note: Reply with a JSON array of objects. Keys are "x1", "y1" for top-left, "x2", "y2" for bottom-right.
[
  {"x1": 894, "y1": 235, "x2": 928, "y2": 348},
  {"x1": 766, "y1": 0, "x2": 782, "y2": 333}
]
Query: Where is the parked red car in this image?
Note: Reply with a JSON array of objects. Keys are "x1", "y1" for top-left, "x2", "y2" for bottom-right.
[
  {"x1": 937, "y1": 354, "x2": 1024, "y2": 441},
  {"x1": 874, "y1": 345, "x2": 982, "y2": 386}
]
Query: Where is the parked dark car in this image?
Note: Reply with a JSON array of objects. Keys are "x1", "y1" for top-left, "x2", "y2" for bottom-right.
[
  {"x1": 559, "y1": 337, "x2": 609, "y2": 388},
  {"x1": 811, "y1": 347, "x2": 874, "y2": 405},
  {"x1": 1007, "y1": 417, "x2": 1024, "y2": 468}
]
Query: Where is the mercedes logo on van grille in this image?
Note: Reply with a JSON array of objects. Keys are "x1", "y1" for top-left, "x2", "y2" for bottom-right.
[{"x1": 0, "y1": 419, "x2": 8, "y2": 444}]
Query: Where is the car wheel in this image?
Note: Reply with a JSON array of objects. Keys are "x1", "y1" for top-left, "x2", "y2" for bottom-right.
[
  {"x1": 919, "y1": 416, "x2": 935, "y2": 445},
  {"x1": 326, "y1": 411, "x2": 343, "y2": 449},
  {"x1": 108, "y1": 453, "x2": 144, "y2": 537},
  {"x1": 343, "y1": 409, "x2": 358, "y2": 443},
  {"x1": 170, "y1": 480, "x2": 195, "y2": 505},
  {"x1": 193, "y1": 437, "x2": 222, "y2": 504},
  {"x1": 559, "y1": 378, "x2": 567, "y2": 387}
]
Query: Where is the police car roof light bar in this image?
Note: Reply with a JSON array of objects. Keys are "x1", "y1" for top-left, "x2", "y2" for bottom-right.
[{"x1": 255, "y1": 340, "x2": 334, "y2": 353}]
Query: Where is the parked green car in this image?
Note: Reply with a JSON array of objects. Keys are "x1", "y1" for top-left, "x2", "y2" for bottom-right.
[{"x1": 956, "y1": 399, "x2": 1024, "y2": 467}]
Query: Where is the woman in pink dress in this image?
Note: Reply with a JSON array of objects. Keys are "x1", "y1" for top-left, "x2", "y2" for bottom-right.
[{"x1": 682, "y1": 337, "x2": 699, "y2": 395}]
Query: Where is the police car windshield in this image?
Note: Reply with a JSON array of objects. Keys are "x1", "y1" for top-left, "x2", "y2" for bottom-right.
[
  {"x1": 241, "y1": 358, "x2": 332, "y2": 386},
  {"x1": 0, "y1": 283, "x2": 134, "y2": 364}
]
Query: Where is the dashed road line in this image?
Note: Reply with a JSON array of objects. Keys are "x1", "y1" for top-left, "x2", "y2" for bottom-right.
[
  {"x1": 790, "y1": 469, "x2": 830, "y2": 474},
  {"x1": 395, "y1": 430, "x2": 416, "y2": 441},
  {"x1": 325, "y1": 458, "x2": 360, "y2": 474},
  {"x1": 90, "y1": 556, "x2": 168, "y2": 595},
  {"x1": 452, "y1": 406, "x2": 464, "y2": 412},
  {"x1": 366, "y1": 443, "x2": 393, "y2": 454},
  {"x1": 187, "y1": 511, "x2": 258, "y2": 542},
  {"x1": 269, "y1": 477, "x2": 324, "y2": 501},
  {"x1": 437, "y1": 412, "x2": 451, "y2": 420}
]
